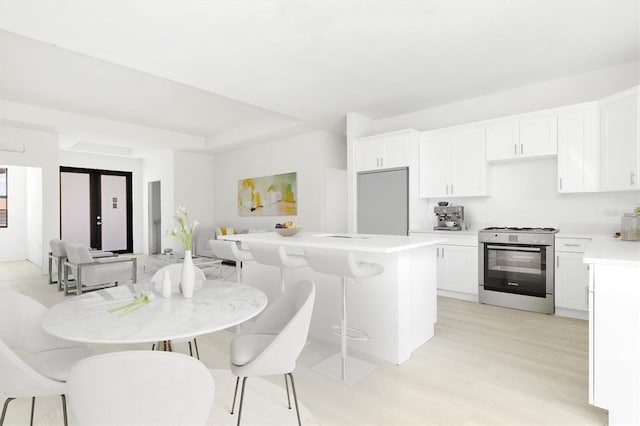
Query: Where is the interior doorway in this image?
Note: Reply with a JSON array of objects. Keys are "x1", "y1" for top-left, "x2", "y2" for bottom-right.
[
  {"x1": 60, "y1": 167, "x2": 133, "y2": 253},
  {"x1": 148, "y1": 180, "x2": 162, "y2": 255}
]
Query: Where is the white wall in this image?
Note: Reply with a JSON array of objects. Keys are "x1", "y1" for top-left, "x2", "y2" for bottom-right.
[
  {"x1": 172, "y1": 151, "x2": 216, "y2": 253},
  {"x1": 60, "y1": 150, "x2": 144, "y2": 253},
  {"x1": 0, "y1": 124, "x2": 59, "y2": 272},
  {"x1": 213, "y1": 130, "x2": 346, "y2": 232},
  {"x1": 26, "y1": 167, "x2": 42, "y2": 265},
  {"x1": 354, "y1": 61, "x2": 640, "y2": 233},
  {"x1": 374, "y1": 61, "x2": 640, "y2": 134},
  {"x1": 142, "y1": 150, "x2": 174, "y2": 254}
]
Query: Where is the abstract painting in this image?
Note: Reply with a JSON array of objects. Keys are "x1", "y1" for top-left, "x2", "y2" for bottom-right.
[{"x1": 238, "y1": 172, "x2": 297, "y2": 216}]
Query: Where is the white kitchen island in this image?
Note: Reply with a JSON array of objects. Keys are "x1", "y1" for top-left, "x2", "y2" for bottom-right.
[
  {"x1": 583, "y1": 237, "x2": 640, "y2": 426},
  {"x1": 221, "y1": 231, "x2": 446, "y2": 364}
]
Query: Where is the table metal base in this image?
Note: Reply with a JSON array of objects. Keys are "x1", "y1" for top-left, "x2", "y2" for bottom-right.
[{"x1": 311, "y1": 352, "x2": 375, "y2": 385}]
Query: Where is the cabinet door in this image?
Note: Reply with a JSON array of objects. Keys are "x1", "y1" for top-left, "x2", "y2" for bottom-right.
[
  {"x1": 355, "y1": 139, "x2": 383, "y2": 172},
  {"x1": 449, "y1": 126, "x2": 486, "y2": 196},
  {"x1": 438, "y1": 244, "x2": 478, "y2": 294},
  {"x1": 557, "y1": 106, "x2": 599, "y2": 193},
  {"x1": 555, "y1": 252, "x2": 589, "y2": 311},
  {"x1": 600, "y1": 90, "x2": 639, "y2": 191},
  {"x1": 519, "y1": 113, "x2": 558, "y2": 158},
  {"x1": 419, "y1": 133, "x2": 450, "y2": 197},
  {"x1": 485, "y1": 118, "x2": 518, "y2": 161},
  {"x1": 381, "y1": 134, "x2": 410, "y2": 169}
]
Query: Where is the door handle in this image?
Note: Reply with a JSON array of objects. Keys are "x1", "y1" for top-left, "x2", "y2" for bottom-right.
[
  {"x1": 445, "y1": 185, "x2": 449, "y2": 195},
  {"x1": 436, "y1": 247, "x2": 440, "y2": 257},
  {"x1": 556, "y1": 255, "x2": 559, "y2": 268},
  {"x1": 450, "y1": 184, "x2": 454, "y2": 194},
  {"x1": 96, "y1": 222, "x2": 102, "y2": 226},
  {"x1": 559, "y1": 177, "x2": 562, "y2": 190},
  {"x1": 514, "y1": 144, "x2": 517, "y2": 156},
  {"x1": 631, "y1": 172, "x2": 636, "y2": 186},
  {"x1": 520, "y1": 143, "x2": 523, "y2": 155},
  {"x1": 585, "y1": 285, "x2": 589, "y2": 308}
]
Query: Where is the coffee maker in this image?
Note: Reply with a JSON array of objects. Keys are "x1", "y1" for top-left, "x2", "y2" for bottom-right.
[{"x1": 433, "y1": 204, "x2": 464, "y2": 231}]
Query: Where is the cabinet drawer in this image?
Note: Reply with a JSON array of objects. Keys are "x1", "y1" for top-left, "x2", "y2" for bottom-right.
[{"x1": 556, "y1": 238, "x2": 590, "y2": 253}]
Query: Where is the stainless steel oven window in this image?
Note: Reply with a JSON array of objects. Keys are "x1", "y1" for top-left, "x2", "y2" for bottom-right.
[{"x1": 483, "y1": 244, "x2": 548, "y2": 297}]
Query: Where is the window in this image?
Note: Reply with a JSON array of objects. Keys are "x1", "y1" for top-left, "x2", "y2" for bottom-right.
[{"x1": 0, "y1": 168, "x2": 6, "y2": 227}]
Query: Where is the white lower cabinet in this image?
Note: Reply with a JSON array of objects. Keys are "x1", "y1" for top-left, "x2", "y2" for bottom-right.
[
  {"x1": 437, "y1": 244, "x2": 478, "y2": 296},
  {"x1": 554, "y1": 237, "x2": 590, "y2": 319},
  {"x1": 555, "y1": 252, "x2": 589, "y2": 312},
  {"x1": 589, "y1": 263, "x2": 640, "y2": 425},
  {"x1": 410, "y1": 232, "x2": 478, "y2": 300},
  {"x1": 434, "y1": 234, "x2": 478, "y2": 301}
]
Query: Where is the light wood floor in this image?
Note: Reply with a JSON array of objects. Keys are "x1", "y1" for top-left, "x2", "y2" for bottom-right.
[{"x1": 1, "y1": 260, "x2": 608, "y2": 425}]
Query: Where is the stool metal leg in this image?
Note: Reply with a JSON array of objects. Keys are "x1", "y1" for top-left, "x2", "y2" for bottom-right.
[{"x1": 341, "y1": 276, "x2": 347, "y2": 381}]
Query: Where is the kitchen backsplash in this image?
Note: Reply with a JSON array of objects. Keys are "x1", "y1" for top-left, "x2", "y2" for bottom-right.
[{"x1": 411, "y1": 158, "x2": 640, "y2": 233}]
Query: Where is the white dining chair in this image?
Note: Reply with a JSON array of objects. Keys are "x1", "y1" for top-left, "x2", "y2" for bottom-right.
[
  {"x1": 64, "y1": 243, "x2": 137, "y2": 295},
  {"x1": 66, "y1": 351, "x2": 215, "y2": 426},
  {"x1": 150, "y1": 264, "x2": 206, "y2": 357},
  {"x1": 230, "y1": 279, "x2": 315, "y2": 426},
  {"x1": 0, "y1": 290, "x2": 94, "y2": 426},
  {"x1": 209, "y1": 239, "x2": 254, "y2": 282}
]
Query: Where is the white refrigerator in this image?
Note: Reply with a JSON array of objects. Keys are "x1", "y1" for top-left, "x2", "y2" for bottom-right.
[{"x1": 356, "y1": 167, "x2": 409, "y2": 235}]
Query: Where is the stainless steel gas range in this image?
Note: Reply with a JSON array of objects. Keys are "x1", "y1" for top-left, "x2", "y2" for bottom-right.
[{"x1": 478, "y1": 227, "x2": 559, "y2": 314}]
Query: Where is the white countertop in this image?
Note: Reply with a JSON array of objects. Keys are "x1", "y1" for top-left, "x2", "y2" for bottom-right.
[
  {"x1": 583, "y1": 236, "x2": 640, "y2": 267},
  {"x1": 220, "y1": 231, "x2": 447, "y2": 253},
  {"x1": 410, "y1": 228, "x2": 479, "y2": 236}
]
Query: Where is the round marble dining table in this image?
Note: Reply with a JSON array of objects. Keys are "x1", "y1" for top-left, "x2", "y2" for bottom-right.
[{"x1": 41, "y1": 280, "x2": 268, "y2": 344}]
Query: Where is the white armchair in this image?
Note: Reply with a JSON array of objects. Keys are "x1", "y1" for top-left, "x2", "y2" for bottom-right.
[
  {"x1": 229, "y1": 279, "x2": 315, "y2": 426},
  {"x1": 48, "y1": 239, "x2": 67, "y2": 291},
  {"x1": 64, "y1": 243, "x2": 137, "y2": 296},
  {"x1": 0, "y1": 290, "x2": 94, "y2": 426}
]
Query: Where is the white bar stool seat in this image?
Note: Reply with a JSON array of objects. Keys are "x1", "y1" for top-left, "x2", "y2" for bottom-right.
[
  {"x1": 209, "y1": 239, "x2": 254, "y2": 282},
  {"x1": 304, "y1": 248, "x2": 383, "y2": 385},
  {"x1": 250, "y1": 244, "x2": 307, "y2": 294}
]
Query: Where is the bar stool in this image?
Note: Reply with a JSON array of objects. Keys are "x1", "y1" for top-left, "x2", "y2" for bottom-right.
[
  {"x1": 304, "y1": 249, "x2": 383, "y2": 385},
  {"x1": 249, "y1": 244, "x2": 307, "y2": 295},
  {"x1": 209, "y1": 239, "x2": 253, "y2": 282}
]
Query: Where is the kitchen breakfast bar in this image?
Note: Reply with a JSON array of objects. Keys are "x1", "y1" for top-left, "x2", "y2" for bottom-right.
[{"x1": 221, "y1": 232, "x2": 446, "y2": 365}]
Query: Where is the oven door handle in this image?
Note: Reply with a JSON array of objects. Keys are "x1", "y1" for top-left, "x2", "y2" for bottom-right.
[{"x1": 486, "y1": 245, "x2": 542, "y2": 252}]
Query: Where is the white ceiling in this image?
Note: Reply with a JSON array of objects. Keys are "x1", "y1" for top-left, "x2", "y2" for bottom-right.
[{"x1": 0, "y1": 0, "x2": 638, "y2": 156}]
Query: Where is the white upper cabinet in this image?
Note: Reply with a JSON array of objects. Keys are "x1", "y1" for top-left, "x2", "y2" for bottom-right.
[
  {"x1": 420, "y1": 124, "x2": 487, "y2": 198},
  {"x1": 355, "y1": 129, "x2": 418, "y2": 172},
  {"x1": 419, "y1": 131, "x2": 450, "y2": 197},
  {"x1": 485, "y1": 118, "x2": 518, "y2": 161},
  {"x1": 557, "y1": 103, "x2": 600, "y2": 193},
  {"x1": 486, "y1": 112, "x2": 557, "y2": 161},
  {"x1": 599, "y1": 87, "x2": 639, "y2": 192}
]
